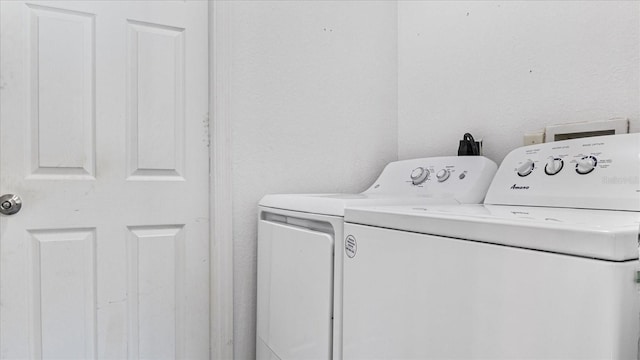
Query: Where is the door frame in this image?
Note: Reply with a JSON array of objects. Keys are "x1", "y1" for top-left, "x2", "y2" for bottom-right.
[{"x1": 210, "y1": 1, "x2": 234, "y2": 359}]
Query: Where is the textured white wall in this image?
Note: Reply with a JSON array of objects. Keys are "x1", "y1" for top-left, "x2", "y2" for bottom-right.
[
  {"x1": 398, "y1": 1, "x2": 640, "y2": 163},
  {"x1": 227, "y1": 2, "x2": 398, "y2": 358},
  {"x1": 222, "y1": 1, "x2": 639, "y2": 357}
]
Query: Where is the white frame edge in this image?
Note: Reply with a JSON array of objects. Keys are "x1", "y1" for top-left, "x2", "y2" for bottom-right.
[{"x1": 210, "y1": 1, "x2": 234, "y2": 359}]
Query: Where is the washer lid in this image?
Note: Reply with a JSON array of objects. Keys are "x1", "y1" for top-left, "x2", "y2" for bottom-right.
[
  {"x1": 259, "y1": 193, "x2": 460, "y2": 217},
  {"x1": 344, "y1": 204, "x2": 640, "y2": 261}
]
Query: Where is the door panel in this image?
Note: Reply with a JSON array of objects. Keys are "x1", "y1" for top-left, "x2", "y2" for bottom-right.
[
  {"x1": 0, "y1": 1, "x2": 209, "y2": 358},
  {"x1": 257, "y1": 220, "x2": 334, "y2": 360}
]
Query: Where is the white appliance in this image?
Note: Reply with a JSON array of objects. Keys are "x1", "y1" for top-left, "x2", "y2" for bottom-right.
[
  {"x1": 341, "y1": 133, "x2": 640, "y2": 359},
  {"x1": 256, "y1": 156, "x2": 498, "y2": 360}
]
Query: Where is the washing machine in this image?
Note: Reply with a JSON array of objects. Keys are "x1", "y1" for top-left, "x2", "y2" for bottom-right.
[
  {"x1": 256, "y1": 156, "x2": 498, "y2": 360},
  {"x1": 341, "y1": 133, "x2": 640, "y2": 359}
]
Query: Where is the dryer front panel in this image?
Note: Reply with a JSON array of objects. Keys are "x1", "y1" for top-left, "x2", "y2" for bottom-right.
[
  {"x1": 341, "y1": 223, "x2": 640, "y2": 359},
  {"x1": 257, "y1": 219, "x2": 334, "y2": 360}
]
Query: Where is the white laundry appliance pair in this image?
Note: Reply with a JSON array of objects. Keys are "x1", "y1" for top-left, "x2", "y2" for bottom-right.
[
  {"x1": 256, "y1": 156, "x2": 498, "y2": 360},
  {"x1": 342, "y1": 133, "x2": 640, "y2": 359}
]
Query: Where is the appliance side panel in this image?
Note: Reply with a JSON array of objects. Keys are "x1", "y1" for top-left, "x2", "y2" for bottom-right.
[{"x1": 332, "y1": 221, "x2": 344, "y2": 360}]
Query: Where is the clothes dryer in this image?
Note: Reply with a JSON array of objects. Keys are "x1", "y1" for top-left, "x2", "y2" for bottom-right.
[
  {"x1": 256, "y1": 156, "x2": 497, "y2": 360},
  {"x1": 342, "y1": 133, "x2": 640, "y2": 359}
]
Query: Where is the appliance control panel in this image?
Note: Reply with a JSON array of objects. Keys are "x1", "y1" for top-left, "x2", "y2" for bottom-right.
[
  {"x1": 485, "y1": 133, "x2": 640, "y2": 211},
  {"x1": 364, "y1": 156, "x2": 498, "y2": 204}
]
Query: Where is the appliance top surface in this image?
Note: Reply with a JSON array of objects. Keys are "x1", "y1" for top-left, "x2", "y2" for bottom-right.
[
  {"x1": 259, "y1": 193, "x2": 463, "y2": 217},
  {"x1": 259, "y1": 156, "x2": 497, "y2": 216},
  {"x1": 344, "y1": 204, "x2": 640, "y2": 261}
]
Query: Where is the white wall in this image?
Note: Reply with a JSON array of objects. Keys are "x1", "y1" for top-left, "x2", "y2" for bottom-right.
[
  {"x1": 398, "y1": 1, "x2": 640, "y2": 163},
  {"x1": 222, "y1": 1, "x2": 639, "y2": 357},
  {"x1": 227, "y1": 2, "x2": 398, "y2": 358}
]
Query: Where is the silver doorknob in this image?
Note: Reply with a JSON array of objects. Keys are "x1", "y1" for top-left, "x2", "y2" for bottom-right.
[{"x1": 0, "y1": 194, "x2": 21, "y2": 215}]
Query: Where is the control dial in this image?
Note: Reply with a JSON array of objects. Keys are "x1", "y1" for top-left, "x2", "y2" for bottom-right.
[
  {"x1": 516, "y1": 160, "x2": 535, "y2": 177},
  {"x1": 576, "y1": 156, "x2": 597, "y2": 175},
  {"x1": 544, "y1": 158, "x2": 564, "y2": 176},
  {"x1": 436, "y1": 169, "x2": 450, "y2": 182},
  {"x1": 410, "y1": 167, "x2": 429, "y2": 185}
]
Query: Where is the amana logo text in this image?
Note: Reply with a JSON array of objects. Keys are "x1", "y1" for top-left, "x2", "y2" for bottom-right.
[{"x1": 510, "y1": 184, "x2": 530, "y2": 190}]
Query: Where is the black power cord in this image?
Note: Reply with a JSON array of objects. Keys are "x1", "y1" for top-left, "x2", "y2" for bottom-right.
[{"x1": 458, "y1": 133, "x2": 481, "y2": 156}]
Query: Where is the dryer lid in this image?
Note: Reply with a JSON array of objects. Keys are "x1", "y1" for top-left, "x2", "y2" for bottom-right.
[{"x1": 344, "y1": 204, "x2": 640, "y2": 261}]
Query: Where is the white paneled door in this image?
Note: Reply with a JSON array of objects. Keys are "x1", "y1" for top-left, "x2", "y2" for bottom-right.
[{"x1": 0, "y1": 1, "x2": 209, "y2": 358}]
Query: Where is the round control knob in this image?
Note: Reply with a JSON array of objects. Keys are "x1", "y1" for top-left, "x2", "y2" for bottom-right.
[
  {"x1": 410, "y1": 167, "x2": 429, "y2": 185},
  {"x1": 517, "y1": 160, "x2": 535, "y2": 177},
  {"x1": 436, "y1": 169, "x2": 450, "y2": 182},
  {"x1": 544, "y1": 158, "x2": 564, "y2": 176},
  {"x1": 576, "y1": 156, "x2": 597, "y2": 175}
]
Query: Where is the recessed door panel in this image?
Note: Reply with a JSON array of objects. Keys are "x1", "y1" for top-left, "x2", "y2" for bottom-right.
[
  {"x1": 126, "y1": 20, "x2": 185, "y2": 179},
  {"x1": 28, "y1": 228, "x2": 96, "y2": 359},
  {"x1": 127, "y1": 225, "x2": 186, "y2": 359},
  {"x1": 28, "y1": 5, "x2": 95, "y2": 178}
]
